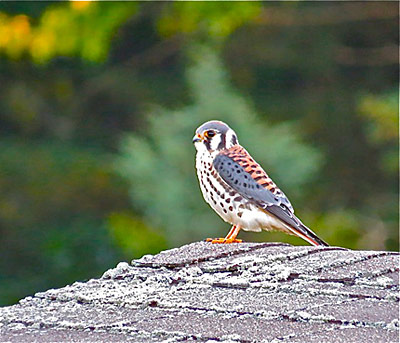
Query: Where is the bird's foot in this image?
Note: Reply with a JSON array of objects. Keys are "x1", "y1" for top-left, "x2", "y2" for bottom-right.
[{"x1": 205, "y1": 237, "x2": 243, "y2": 244}]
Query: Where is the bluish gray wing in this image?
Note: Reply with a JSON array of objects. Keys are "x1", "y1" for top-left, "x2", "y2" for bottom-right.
[
  {"x1": 213, "y1": 154, "x2": 329, "y2": 246},
  {"x1": 213, "y1": 154, "x2": 289, "y2": 209}
]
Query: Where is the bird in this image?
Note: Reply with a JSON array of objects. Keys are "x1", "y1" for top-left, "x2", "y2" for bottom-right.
[{"x1": 192, "y1": 120, "x2": 328, "y2": 246}]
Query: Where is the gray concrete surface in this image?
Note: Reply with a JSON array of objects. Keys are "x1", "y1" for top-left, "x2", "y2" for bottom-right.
[{"x1": 0, "y1": 242, "x2": 398, "y2": 342}]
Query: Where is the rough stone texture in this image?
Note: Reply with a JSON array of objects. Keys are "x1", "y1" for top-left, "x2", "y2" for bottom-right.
[{"x1": 0, "y1": 242, "x2": 398, "y2": 342}]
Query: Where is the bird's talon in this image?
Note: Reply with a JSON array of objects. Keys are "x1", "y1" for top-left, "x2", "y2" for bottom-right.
[
  {"x1": 226, "y1": 238, "x2": 242, "y2": 243},
  {"x1": 205, "y1": 237, "x2": 243, "y2": 244}
]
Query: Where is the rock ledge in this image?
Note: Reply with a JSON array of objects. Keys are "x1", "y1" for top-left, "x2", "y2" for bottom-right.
[{"x1": 0, "y1": 242, "x2": 399, "y2": 342}]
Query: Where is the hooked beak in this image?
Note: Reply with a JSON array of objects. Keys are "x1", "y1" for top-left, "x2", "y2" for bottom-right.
[{"x1": 192, "y1": 134, "x2": 202, "y2": 143}]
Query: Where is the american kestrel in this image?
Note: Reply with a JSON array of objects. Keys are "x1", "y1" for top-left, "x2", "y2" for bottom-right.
[{"x1": 192, "y1": 120, "x2": 328, "y2": 246}]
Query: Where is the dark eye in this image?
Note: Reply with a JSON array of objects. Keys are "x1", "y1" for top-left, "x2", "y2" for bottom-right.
[{"x1": 205, "y1": 130, "x2": 216, "y2": 138}]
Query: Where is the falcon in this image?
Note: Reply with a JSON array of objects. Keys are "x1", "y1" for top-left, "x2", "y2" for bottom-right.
[{"x1": 192, "y1": 120, "x2": 328, "y2": 246}]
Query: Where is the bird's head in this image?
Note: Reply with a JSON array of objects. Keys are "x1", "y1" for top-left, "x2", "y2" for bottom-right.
[{"x1": 193, "y1": 120, "x2": 238, "y2": 152}]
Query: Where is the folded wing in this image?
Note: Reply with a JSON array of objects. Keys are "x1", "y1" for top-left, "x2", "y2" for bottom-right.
[{"x1": 213, "y1": 153, "x2": 328, "y2": 246}]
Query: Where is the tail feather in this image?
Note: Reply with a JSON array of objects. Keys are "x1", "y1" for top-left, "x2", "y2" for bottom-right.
[
  {"x1": 264, "y1": 204, "x2": 329, "y2": 247},
  {"x1": 288, "y1": 221, "x2": 329, "y2": 247}
]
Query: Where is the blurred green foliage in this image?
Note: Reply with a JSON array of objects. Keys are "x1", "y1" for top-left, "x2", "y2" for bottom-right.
[
  {"x1": 108, "y1": 211, "x2": 167, "y2": 257},
  {"x1": 359, "y1": 91, "x2": 398, "y2": 144},
  {"x1": 0, "y1": 2, "x2": 398, "y2": 305},
  {"x1": 0, "y1": 140, "x2": 126, "y2": 304},
  {"x1": 116, "y1": 46, "x2": 322, "y2": 245},
  {"x1": 0, "y1": 2, "x2": 137, "y2": 62},
  {"x1": 158, "y1": 2, "x2": 261, "y2": 38}
]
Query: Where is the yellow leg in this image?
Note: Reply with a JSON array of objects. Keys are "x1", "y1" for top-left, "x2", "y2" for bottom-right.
[{"x1": 206, "y1": 225, "x2": 242, "y2": 244}]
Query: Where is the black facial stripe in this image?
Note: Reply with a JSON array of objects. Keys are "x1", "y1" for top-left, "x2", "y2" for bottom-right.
[
  {"x1": 231, "y1": 134, "x2": 238, "y2": 146},
  {"x1": 217, "y1": 133, "x2": 226, "y2": 151},
  {"x1": 204, "y1": 140, "x2": 212, "y2": 151}
]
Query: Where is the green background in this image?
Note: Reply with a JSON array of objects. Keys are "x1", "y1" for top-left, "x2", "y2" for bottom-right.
[{"x1": 0, "y1": 2, "x2": 398, "y2": 306}]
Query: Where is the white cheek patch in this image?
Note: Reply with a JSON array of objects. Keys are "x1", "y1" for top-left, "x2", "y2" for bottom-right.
[
  {"x1": 209, "y1": 134, "x2": 222, "y2": 151},
  {"x1": 225, "y1": 129, "x2": 238, "y2": 148}
]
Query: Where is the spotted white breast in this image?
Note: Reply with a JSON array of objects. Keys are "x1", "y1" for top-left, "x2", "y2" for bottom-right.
[{"x1": 195, "y1": 148, "x2": 288, "y2": 233}]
